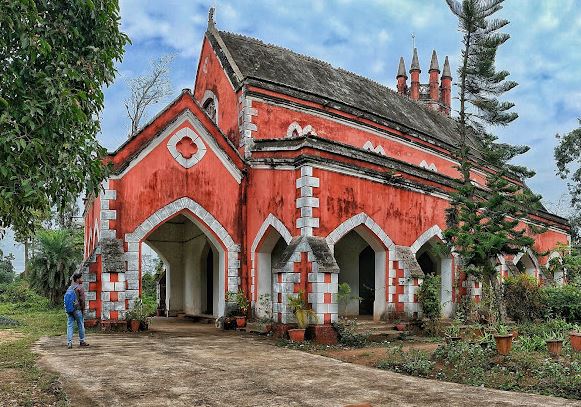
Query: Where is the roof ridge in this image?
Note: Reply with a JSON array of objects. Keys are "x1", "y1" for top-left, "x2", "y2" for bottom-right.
[{"x1": 218, "y1": 30, "x2": 455, "y2": 127}]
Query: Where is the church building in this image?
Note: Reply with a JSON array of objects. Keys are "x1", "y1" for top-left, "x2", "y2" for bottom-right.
[{"x1": 82, "y1": 10, "x2": 570, "y2": 332}]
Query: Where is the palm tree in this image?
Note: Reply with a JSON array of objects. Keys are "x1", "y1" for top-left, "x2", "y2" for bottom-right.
[{"x1": 29, "y1": 229, "x2": 83, "y2": 304}]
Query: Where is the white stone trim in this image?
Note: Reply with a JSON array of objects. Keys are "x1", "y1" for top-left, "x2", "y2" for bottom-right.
[
  {"x1": 285, "y1": 122, "x2": 318, "y2": 138},
  {"x1": 111, "y1": 110, "x2": 242, "y2": 183},
  {"x1": 124, "y1": 197, "x2": 240, "y2": 316},
  {"x1": 326, "y1": 212, "x2": 395, "y2": 252},
  {"x1": 362, "y1": 140, "x2": 386, "y2": 156},
  {"x1": 201, "y1": 89, "x2": 219, "y2": 125},
  {"x1": 513, "y1": 247, "x2": 540, "y2": 272},
  {"x1": 410, "y1": 225, "x2": 444, "y2": 254},
  {"x1": 238, "y1": 92, "x2": 258, "y2": 150},
  {"x1": 419, "y1": 160, "x2": 438, "y2": 172},
  {"x1": 249, "y1": 94, "x2": 491, "y2": 180},
  {"x1": 296, "y1": 165, "x2": 319, "y2": 236},
  {"x1": 251, "y1": 214, "x2": 292, "y2": 255},
  {"x1": 166, "y1": 127, "x2": 207, "y2": 169}
]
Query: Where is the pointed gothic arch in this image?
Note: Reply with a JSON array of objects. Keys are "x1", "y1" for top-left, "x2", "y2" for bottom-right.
[
  {"x1": 326, "y1": 213, "x2": 392, "y2": 320},
  {"x1": 250, "y1": 214, "x2": 292, "y2": 316},
  {"x1": 410, "y1": 225, "x2": 454, "y2": 318},
  {"x1": 124, "y1": 197, "x2": 240, "y2": 317}
]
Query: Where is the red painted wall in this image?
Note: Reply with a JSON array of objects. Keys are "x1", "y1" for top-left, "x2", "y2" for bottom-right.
[
  {"x1": 113, "y1": 120, "x2": 242, "y2": 244},
  {"x1": 193, "y1": 36, "x2": 241, "y2": 148}
]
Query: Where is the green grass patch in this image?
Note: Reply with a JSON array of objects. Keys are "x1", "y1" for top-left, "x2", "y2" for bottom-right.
[{"x1": 0, "y1": 300, "x2": 69, "y2": 405}]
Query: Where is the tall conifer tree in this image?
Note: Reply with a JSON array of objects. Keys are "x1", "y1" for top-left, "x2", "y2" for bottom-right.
[{"x1": 444, "y1": 0, "x2": 542, "y2": 321}]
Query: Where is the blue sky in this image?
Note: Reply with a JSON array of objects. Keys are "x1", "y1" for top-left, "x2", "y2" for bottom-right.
[{"x1": 2, "y1": 0, "x2": 580, "y2": 271}]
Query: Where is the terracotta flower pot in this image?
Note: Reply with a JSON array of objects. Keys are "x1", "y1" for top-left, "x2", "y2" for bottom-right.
[
  {"x1": 288, "y1": 328, "x2": 306, "y2": 342},
  {"x1": 235, "y1": 316, "x2": 247, "y2": 328},
  {"x1": 395, "y1": 323, "x2": 406, "y2": 332},
  {"x1": 130, "y1": 319, "x2": 140, "y2": 332},
  {"x1": 494, "y1": 334, "x2": 513, "y2": 355},
  {"x1": 546, "y1": 339, "x2": 563, "y2": 357},
  {"x1": 571, "y1": 332, "x2": 581, "y2": 352}
]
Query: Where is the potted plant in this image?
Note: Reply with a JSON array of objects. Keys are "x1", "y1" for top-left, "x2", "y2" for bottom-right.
[
  {"x1": 287, "y1": 290, "x2": 317, "y2": 342},
  {"x1": 337, "y1": 282, "x2": 361, "y2": 316},
  {"x1": 570, "y1": 325, "x2": 581, "y2": 352},
  {"x1": 445, "y1": 319, "x2": 462, "y2": 342},
  {"x1": 227, "y1": 290, "x2": 250, "y2": 328},
  {"x1": 545, "y1": 331, "x2": 564, "y2": 357},
  {"x1": 126, "y1": 298, "x2": 148, "y2": 332},
  {"x1": 494, "y1": 324, "x2": 513, "y2": 355}
]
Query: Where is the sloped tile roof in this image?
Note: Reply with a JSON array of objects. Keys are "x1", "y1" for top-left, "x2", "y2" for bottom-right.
[{"x1": 215, "y1": 30, "x2": 483, "y2": 153}]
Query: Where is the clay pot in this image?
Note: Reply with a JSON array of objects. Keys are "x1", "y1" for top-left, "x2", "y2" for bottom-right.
[
  {"x1": 235, "y1": 316, "x2": 247, "y2": 328},
  {"x1": 288, "y1": 328, "x2": 306, "y2": 342},
  {"x1": 130, "y1": 319, "x2": 140, "y2": 332},
  {"x1": 395, "y1": 323, "x2": 406, "y2": 332},
  {"x1": 546, "y1": 339, "x2": 564, "y2": 357},
  {"x1": 494, "y1": 334, "x2": 513, "y2": 355},
  {"x1": 570, "y1": 332, "x2": 581, "y2": 352}
]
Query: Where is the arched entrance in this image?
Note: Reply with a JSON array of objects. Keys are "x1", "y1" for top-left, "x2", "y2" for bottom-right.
[
  {"x1": 124, "y1": 197, "x2": 240, "y2": 319},
  {"x1": 327, "y1": 214, "x2": 391, "y2": 321},
  {"x1": 514, "y1": 250, "x2": 538, "y2": 280},
  {"x1": 251, "y1": 214, "x2": 292, "y2": 319},
  {"x1": 411, "y1": 226, "x2": 454, "y2": 318},
  {"x1": 143, "y1": 213, "x2": 220, "y2": 317}
]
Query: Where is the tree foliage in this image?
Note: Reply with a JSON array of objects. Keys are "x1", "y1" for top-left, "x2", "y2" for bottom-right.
[
  {"x1": 29, "y1": 228, "x2": 83, "y2": 304},
  {"x1": 554, "y1": 119, "x2": 581, "y2": 244},
  {"x1": 0, "y1": 0, "x2": 129, "y2": 239},
  {"x1": 125, "y1": 55, "x2": 174, "y2": 137},
  {"x1": 0, "y1": 248, "x2": 15, "y2": 285},
  {"x1": 444, "y1": 0, "x2": 540, "y2": 322}
]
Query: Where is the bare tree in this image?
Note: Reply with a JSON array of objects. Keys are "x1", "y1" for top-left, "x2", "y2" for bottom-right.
[{"x1": 125, "y1": 55, "x2": 174, "y2": 137}]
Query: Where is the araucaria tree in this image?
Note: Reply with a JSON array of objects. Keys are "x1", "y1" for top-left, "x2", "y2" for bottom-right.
[
  {"x1": 0, "y1": 1, "x2": 129, "y2": 239},
  {"x1": 444, "y1": 0, "x2": 542, "y2": 322},
  {"x1": 554, "y1": 119, "x2": 581, "y2": 244}
]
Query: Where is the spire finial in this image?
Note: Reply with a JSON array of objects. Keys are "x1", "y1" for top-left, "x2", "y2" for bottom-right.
[
  {"x1": 410, "y1": 48, "x2": 420, "y2": 72},
  {"x1": 429, "y1": 50, "x2": 440, "y2": 72},
  {"x1": 208, "y1": 7, "x2": 215, "y2": 29},
  {"x1": 442, "y1": 56, "x2": 452, "y2": 78},
  {"x1": 397, "y1": 57, "x2": 407, "y2": 78}
]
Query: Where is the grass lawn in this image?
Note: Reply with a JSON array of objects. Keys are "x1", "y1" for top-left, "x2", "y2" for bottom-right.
[{"x1": 0, "y1": 301, "x2": 69, "y2": 406}]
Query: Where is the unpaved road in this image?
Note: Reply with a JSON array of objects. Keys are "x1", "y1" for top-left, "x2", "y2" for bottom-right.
[{"x1": 35, "y1": 318, "x2": 580, "y2": 407}]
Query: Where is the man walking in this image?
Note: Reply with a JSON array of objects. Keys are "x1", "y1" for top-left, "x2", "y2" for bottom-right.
[{"x1": 64, "y1": 272, "x2": 89, "y2": 349}]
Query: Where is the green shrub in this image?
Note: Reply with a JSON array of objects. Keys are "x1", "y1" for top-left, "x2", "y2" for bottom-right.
[
  {"x1": 433, "y1": 341, "x2": 490, "y2": 385},
  {"x1": 0, "y1": 280, "x2": 52, "y2": 311},
  {"x1": 333, "y1": 318, "x2": 369, "y2": 347},
  {"x1": 543, "y1": 285, "x2": 581, "y2": 322},
  {"x1": 503, "y1": 274, "x2": 547, "y2": 322},
  {"x1": 378, "y1": 347, "x2": 434, "y2": 376},
  {"x1": 418, "y1": 275, "x2": 441, "y2": 321}
]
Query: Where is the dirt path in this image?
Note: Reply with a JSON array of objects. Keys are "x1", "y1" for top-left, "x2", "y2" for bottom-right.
[{"x1": 35, "y1": 318, "x2": 580, "y2": 407}]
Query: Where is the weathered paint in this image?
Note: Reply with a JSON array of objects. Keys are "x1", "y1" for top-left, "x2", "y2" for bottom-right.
[{"x1": 82, "y1": 27, "x2": 570, "y2": 326}]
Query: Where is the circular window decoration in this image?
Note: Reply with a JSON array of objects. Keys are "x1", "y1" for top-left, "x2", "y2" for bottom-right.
[{"x1": 166, "y1": 127, "x2": 207, "y2": 169}]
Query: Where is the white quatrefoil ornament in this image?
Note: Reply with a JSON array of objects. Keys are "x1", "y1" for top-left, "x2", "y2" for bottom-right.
[{"x1": 166, "y1": 127, "x2": 207, "y2": 169}]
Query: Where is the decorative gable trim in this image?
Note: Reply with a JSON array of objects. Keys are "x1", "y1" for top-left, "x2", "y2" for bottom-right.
[{"x1": 111, "y1": 110, "x2": 243, "y2": 183}]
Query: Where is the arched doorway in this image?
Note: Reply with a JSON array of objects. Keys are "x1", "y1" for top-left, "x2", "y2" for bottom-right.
[
  {"x1": 332, "y1": 228, "x2": 387, "y2": 320},
  {"x1": 514, "y1": 250, "x2": 538, "y2": 279},
  {"x1": 143, "y1": 213, "x2": 221, "y2": 317},
  {"x1": 412, "y1": 228, "x2": 454, "y2": 318},
  {"x1": 255, "y1": 228, "x2": 288, "y2": 318}
]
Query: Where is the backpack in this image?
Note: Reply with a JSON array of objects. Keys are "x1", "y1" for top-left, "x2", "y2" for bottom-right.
[{"x1": 64, "y1": 284, "x2": 79, "y2": 314}]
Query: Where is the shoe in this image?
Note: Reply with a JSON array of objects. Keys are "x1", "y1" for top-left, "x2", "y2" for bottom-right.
[
  {"x1": 79, "y1": 342, "x2": 90, "y2": 347},
  {"x1": 67, "y1": 343, "x2": 73, "y2": 349}
]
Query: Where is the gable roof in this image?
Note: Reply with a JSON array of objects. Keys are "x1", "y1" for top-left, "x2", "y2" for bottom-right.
[{"x1": 208, "y1": 28, "x2": 483, "y2": 155}]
